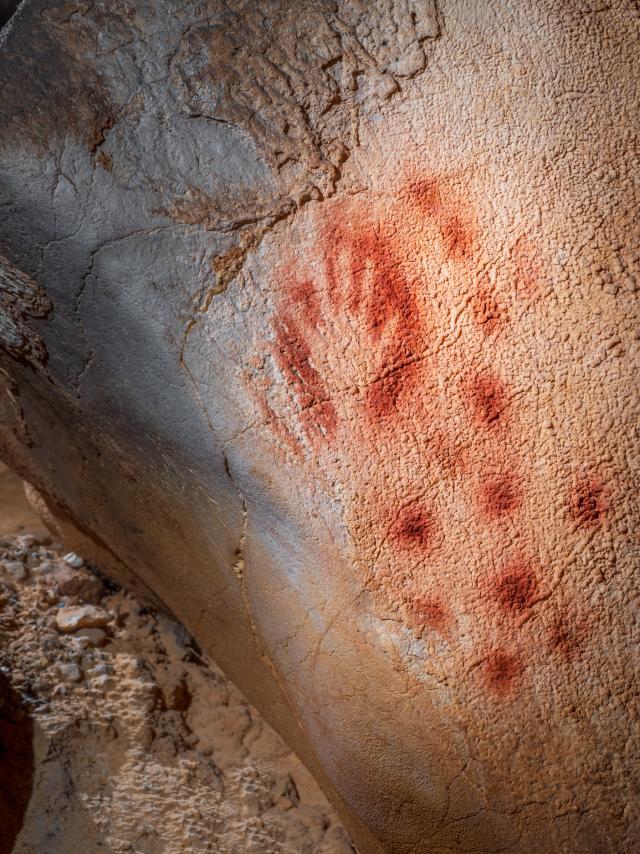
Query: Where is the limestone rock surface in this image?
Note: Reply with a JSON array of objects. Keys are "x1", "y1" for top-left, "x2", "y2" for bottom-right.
[{"x1": 0, "y1": 1, "x2": 638, "y2": 851}]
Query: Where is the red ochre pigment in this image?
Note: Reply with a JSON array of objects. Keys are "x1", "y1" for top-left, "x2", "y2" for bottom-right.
[
  {"x1": 492, "y1": 557, "x2": 539, "y2": 615},
  {"x1": 471, "y1": 285, "x2": 506, "y2": 335},
  {"x1": 322, "y1": 217, "x2": 421, "y2": 347},
  {"x1": 405, "y1": 596, "x2": 451, "y2": 635},
  {"x1": 261, "y1": 173, "x2": 603, "y2": 690},
  {"x1": 549, "y1": 615, "x2": 587, "y2": 662},
  {"x1": 391, "y1": 505, "x2": 437, "y2": 552},
  {"x1": 365, "y1": 359, "x2": 420, "y2": 421},
  {"x1": 273, "y1": 314, "x2": 337, "y2": 443},
  {"x1": 484, "y1": 649, "x2": 523, "y2": 693},
  {"x1": 464, "y1": 371, "x2": 509, "y2": 428},
  {"x1": 286, "y1": 275, "x2": 322, "y2": 328},
  {"x1": 405, "y1": 177, "x2": 476, "y2": 261},
  {"x1": 478, "y1": 471, "x2": 522, "y2": 519},
  {"x1": 570, "y1": 475, "x2": 608, "y2": 529}
]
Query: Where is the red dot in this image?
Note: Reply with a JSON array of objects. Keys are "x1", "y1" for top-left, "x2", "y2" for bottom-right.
[
  {"x1": 484, "y1": 649, "x2": 523, "y2": 693},
  {"x1": 465, "y1": 372, "x2": 508, "y2": 428},
  {"x1": 392, "y1": 505, "x2": 437, "y2": 552},
  {"x1": 570, "y1": 475, "x2": 607, "y2": 529},
  {"x1": 479, "y1": 472, "x2": 522, "y2": 519},
  {"x1": 492, "y1": 558, "x2": 539, "y2": 615}
]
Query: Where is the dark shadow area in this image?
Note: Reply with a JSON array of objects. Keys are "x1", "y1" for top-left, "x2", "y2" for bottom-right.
[
  {"x1": 0, "y1": 671, "x2": 34, "y2": 854},
  {"x1": 0, "y1": 1, "x2": 19, "y2": 29}
]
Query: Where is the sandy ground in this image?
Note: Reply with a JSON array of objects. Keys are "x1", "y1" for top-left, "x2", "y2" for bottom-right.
[{"x1": 0, "y1": 463, "x2": 352, "y2": 853}]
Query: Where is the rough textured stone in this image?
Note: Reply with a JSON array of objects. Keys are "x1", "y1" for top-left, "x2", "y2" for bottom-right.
[
  {"x1": 0, "y1": 531, "x2": 351, "y2": 853},
  {"x1": 0, "y1": 1, "x2": 638, "y2": 852}
]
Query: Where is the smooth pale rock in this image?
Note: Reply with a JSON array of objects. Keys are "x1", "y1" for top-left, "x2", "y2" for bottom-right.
[
  {"x1": 55, "y1": 606, "x2": 113, "y2": 634},
  {"x1": 63, "y1": 552, "x2": 85, "y2": 569},
  {"x1": 0, "y1": 2, "x2": 638, "y2": 853}
]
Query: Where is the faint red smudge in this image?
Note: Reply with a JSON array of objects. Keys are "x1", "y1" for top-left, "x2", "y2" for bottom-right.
[
  {"x1": 251, "y1": 375, "x2": 303, "y2": 459},
  {"x1": 511, "y1": 236, "x2": 542, "y2": 300},
  {"x1": 570, "y1": 475, "x2": 608, "y2": 530},
  {"x1": 548, "y1": 614, "x2": 588, "y2": 662},
  {"x1": 478, "y1": 471, "x2": 522, "y2": 519},
  {"x1": 470, "y1": 285, "x2": 506, "y2": 335},
  {"x1": 406, "y1": 595, "x2": 451, "y2": 636},
  {"x1": 406, "y1": 177, "x2": 476, "y2": 261},
  {"x1": 365, "y1": 359, "x2": 420, "y2": 421},
  {"x1": 391, "y1": 504, "x2": 438, "y2": 552},
  {"x1": 492, "y1": 557, "x2": 539, "y2": 615},
  {"x1": 484, "y1": 649, "x2": 523, "y2": 694},
  {"x1": 464, "y1": 371, "x2": 509, "y2": 429},
  {"x1": 273, "y1": 314, "x2": 337, "y2": 444},
  {"x1": 429, "y1": 429, "x2": 469, "y2": 476},
  {"x1": 287, "y1": 275, "x2": 322, "y2": 329}
]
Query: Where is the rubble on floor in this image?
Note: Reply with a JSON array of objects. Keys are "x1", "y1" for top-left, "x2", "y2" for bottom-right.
[{"x1": 0, "y1": 532, "x2": 353, "y2": 853}]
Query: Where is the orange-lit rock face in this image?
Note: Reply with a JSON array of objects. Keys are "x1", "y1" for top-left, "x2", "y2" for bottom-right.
[
  {"x1": 2, "y1": 2, "x2": 638, "y2": 850},
  {"x1": 253, "y1": 170, "x2": 607, "y2": 705}
]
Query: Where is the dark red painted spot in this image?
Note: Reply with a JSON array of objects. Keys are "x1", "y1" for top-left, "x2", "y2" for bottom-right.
[
  {"x1": 465, "y1": 372, "x2": 508, "y2": 428},
  {"x1": 493, "y1": 558, "x2": 539, "y2": 615},
  {"x1": 406, "y1": 596, "x2": 451, "y2": 635},
  {"x1": 479, "y1": 472, "x2": 522, "y2": 519},
  {"x1": 570, "y1": 475, "x2": 607, "y2": 529},
  {"x1": 392, "y1": 505, "x2": 437, "y2": 551},
  {"x1": 484, "y1": 649, "x2": 523, "y2": 693},
  {"x1": 471, "y1": 286, "x2": 505, "y2": 335}
]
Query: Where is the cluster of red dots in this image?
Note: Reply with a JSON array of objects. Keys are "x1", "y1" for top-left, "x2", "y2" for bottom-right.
[{"x1": 267, "y1": 176, "x2": 608, "y2": 695}]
